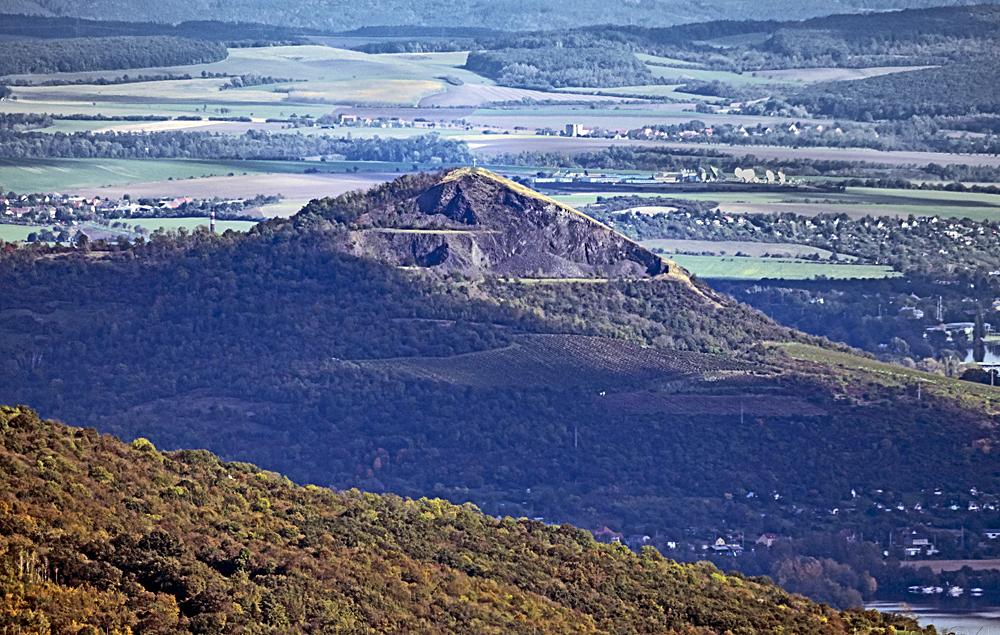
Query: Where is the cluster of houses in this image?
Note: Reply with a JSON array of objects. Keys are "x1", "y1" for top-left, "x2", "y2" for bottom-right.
[
  {"x1": 590, "y1": 525, "x2": 787, "y2": 558},
  {"x1": 627, "y1": 120, "x2": 849, "y2": 143},
  {"x1": 531, "y1": 169, "x2": 704, "y2": 186},
  {"x1": 1, "y1": 192, "x2": 268, "y2": 240},
  {"x1": 1, "y1": 192, "x2": 205, "y2": 224},
  {"x1": 586, "y1": 483, "x2": 1000, "y2": 564},
  {"x1": 924, "y1": 321, "x2": 993, "y2": 339},
  {"x1": 4, "y1": 193, "x2": 137, "y2": 226},
  {"x1": 333, "y1": 112, "x2": 472, "y2": 132}
]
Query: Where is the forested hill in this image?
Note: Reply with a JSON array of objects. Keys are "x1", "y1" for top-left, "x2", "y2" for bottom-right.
[
  {"x1": 1, "y1": 172, "x2": 998, "y2": 612},
  {"x1": 0, "y1": 405, "x2": 931, "y2": 633},
  {"x1": 0, "y1": 0, "x2": 994, "y2": 30}
]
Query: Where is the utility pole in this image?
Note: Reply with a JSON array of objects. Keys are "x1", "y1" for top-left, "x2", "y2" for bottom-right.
[{"x1": 936, "y1": 296, "x2": 944, "y2": 323}]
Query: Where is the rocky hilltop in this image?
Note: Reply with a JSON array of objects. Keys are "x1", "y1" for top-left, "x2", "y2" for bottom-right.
[{"x1": 303, "y1": 168, "x2": 678, "y2": 279}]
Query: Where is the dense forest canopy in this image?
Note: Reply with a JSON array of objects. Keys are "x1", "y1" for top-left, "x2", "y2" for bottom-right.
[
  {"x1": 0, "y1": 36, "x2": 227, "y2": 75},
  {"x1": 0, "y1": 405, "x2": 929, "y2": 633},
  {"x1": 792, "y1": 60, "x2": 1000, "y2": 119},
  {"x1": 464, "y1": 47, "x2": 656, "y2": 89}
]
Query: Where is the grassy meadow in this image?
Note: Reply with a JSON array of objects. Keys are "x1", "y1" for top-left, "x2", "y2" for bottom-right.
[
  {"x1": 0, "y1": 224, "x2": 46, "y2": 242},
  {"x1": 642, "y1": 238, "x2": 839, "y2": 259},
  {"x1": 0, "y1": 158, "x2": 308, "y2": 191},
  {"x1": 670, "y1": 254, "x2": 898, "y2": 280},
  {"x1": 128, "y1": 218, "x2": 259, "y2": 233}
]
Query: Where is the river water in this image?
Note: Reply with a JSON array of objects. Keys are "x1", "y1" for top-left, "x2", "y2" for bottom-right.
[
  {"x1": 869, "y1": 601, "x2": 1000, "y2": 634},
  {"x1": 962, "y1": 342, "x2": 1000, "y2": 366}
]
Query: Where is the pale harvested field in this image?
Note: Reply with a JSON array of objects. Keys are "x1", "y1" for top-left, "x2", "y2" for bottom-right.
[
  {"x1": 93, "y1": 119, "x2": 225, "y2": 133},
  {"x1": 78, "y1": 172, "x2": 390, "y2": 216},
  {"x1": 468, "y1": 136, "x2": 664, "y2": 154},
  {"x1": 419, "y1": 84, "x2": 619, "y2": 107},
  {"x1": 7, "y1": 45, "x2": 496, "y2": 107},
  {"x1": 13, "y1": 78, "x2": 284, "y2": 105},
  {"x1": 755, "y1": 65, "x2": 935, "y2": 83}
]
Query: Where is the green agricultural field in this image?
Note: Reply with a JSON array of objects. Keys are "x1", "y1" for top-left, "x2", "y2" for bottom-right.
[
  {"x1": 0, "y1": 158, "x2": 433, "y2": 193},
  {"x1": 0, "y1": 158, "x2": 306, "y2": 191},
  {"x1": 669, "y1": 254, "x2": 898, "y2": 280},
  {"x1": 645, "y1": 63, "x2": 780, "y2": 86},
  {"x1": 34, "y1": 119, "x2": 113, "y2": 134},
  {"x1": 845, "y1": 186, "x2": 1000, "y2": 207},
  {"x1": 0, "y1": 224, "x2": 46, "y2": 242},
  {"x1": 0, "y1": 98, "x2": 333, "y2": 120},
  {"x1": 642, "y1": 238, "x2": 840, "y2": 259},
  {"x1": 129, "y1": 218, "x2": 259, "y2": 233}
]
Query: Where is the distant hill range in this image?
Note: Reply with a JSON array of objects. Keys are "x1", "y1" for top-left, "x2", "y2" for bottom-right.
[{"x1": 1, "y1": 0, "x2": 997, "y2": 30}]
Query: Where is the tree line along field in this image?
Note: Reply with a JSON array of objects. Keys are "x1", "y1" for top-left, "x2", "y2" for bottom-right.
[{"x1": 553, "y1": 187, "x2": 1000, "y2": 222}]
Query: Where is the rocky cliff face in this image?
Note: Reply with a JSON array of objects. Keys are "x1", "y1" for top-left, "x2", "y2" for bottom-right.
[{"x1": 326, "y1": 168, "x2": 676, "y2": 279}]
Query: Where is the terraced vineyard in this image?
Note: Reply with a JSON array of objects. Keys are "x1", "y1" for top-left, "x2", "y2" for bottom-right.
[{"x1": 360, "y1": 334, "x2": 750, "y2": 389}]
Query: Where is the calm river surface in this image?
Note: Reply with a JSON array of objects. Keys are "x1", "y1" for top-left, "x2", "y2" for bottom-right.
[{"x1": 869, "y1": 601, "x2": 1000, "y2": 634}]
